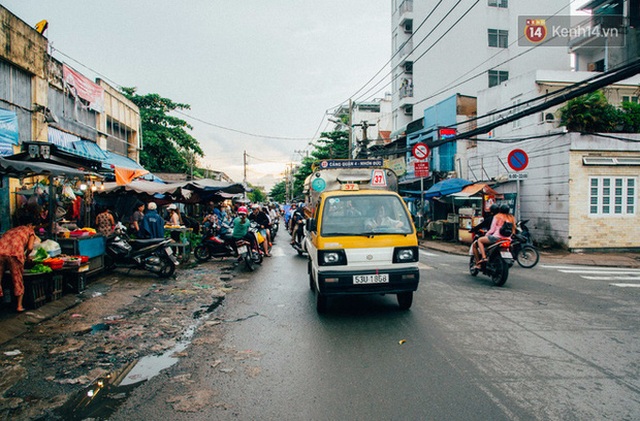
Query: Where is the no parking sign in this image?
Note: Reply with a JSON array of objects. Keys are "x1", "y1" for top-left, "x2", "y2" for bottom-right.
[{"x1": 508, "y1": 149, "x2": 529, "y2": 172}]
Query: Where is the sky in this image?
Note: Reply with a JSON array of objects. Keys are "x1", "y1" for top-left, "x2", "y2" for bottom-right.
[{"x1": 2, "y1": 1, "x2": 391, "y2": 190}]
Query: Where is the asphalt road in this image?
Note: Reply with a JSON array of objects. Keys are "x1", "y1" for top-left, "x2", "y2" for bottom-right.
[{"x1": 111, "y1": 242, "x2": 640, "y2": 420}]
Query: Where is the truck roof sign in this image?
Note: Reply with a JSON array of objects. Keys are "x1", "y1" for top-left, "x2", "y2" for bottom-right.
[{"x1": 319, "y1": 159, "x2": 384, "y2": 169}]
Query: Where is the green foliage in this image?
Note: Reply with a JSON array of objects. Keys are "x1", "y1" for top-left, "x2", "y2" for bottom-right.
[
  {"x1": 269, "y1": 181, "x2": 287, "y2": 203},
  {"x1": 619, "y1": 101, "x2": 640, "y2": 132},
  {"x1": 290, "y1": 130, "x2": 349, "y2": 199},
  {"x1": 247, "y1": 183, "x2": 266, "y2": 204},
  {"x1": 557, "y1": 90, "x2": 640, "y2": 133},
  {"x1": 121, "y1": 87, "x2": 204, "y2": 174}
]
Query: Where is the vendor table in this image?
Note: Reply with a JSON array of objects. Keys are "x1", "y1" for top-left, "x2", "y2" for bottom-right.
[
  {"x1": 165, "y1": 227, "x2": 193, "y2": 263},
  {"x1": 56, "y1": 235, "x2": 105, "y2": 282}
]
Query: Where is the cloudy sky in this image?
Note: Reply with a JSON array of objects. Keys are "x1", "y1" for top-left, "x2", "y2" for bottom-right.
[{"x1": 3, "y1": 1, "x2": 391, "y2": 189}]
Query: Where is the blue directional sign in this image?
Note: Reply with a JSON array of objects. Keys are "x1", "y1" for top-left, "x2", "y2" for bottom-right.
[{"x1": 508, "y1": 149, "x2": 529, "y2": 172}]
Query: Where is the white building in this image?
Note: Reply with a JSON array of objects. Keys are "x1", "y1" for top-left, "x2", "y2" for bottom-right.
[{"x1": 390, "y1": 0, "x2": 573, "y2": 135}]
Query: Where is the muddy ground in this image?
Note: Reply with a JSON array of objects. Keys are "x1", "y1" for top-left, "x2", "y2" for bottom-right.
[{"x1": 0, "y1": 257, "x2": 241, "y2": 421}]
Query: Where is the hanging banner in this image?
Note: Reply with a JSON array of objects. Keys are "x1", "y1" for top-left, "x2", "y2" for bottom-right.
[
  {"x1": 62, "y1": 64, "x2": 105, "y2": 112},
  {"x1": 0, "y1": 108, "x2": 19, "y2": 146}
]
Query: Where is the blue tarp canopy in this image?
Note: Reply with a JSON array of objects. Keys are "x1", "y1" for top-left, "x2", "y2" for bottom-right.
[{"x1": 402, "y1": 178, "x2": 473, "y2": 199}]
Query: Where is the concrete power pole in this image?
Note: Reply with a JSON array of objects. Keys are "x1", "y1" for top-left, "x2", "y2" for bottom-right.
[{"x1": 353, "y1": 120, "x2": 376, "y2": 159}]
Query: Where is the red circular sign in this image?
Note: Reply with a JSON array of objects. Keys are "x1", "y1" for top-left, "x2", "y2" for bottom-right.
[
  {"x1": 508, "y1": 149, "x2": 529, "y2": 171},
  {"x1": 412, "y1": 143, "x2": 430, "y2": 160}
]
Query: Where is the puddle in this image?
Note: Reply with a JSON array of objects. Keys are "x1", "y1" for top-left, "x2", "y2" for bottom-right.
[{"x1": 47, "y1": 297, "x2": 224, "y2": 420}]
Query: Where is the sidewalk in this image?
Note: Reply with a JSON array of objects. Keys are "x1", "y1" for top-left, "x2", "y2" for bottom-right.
[{"x1": 420, "y1": 239, "x2": 640, "y2": 268}]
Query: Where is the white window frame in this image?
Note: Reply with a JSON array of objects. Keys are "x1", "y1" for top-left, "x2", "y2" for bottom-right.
[{"x1": 589, "y1": 176, "x2": 636, "y2": 217}]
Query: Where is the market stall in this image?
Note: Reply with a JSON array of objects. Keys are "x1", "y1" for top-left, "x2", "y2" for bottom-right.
[
  {"x1": 0, "y1": 154, "x2": 104, "y2": 308},
  {"x1": 450, "y1": 183, "x2": 503, "y2": 244}
]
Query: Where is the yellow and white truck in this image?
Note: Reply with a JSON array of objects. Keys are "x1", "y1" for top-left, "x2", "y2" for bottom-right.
[{"x1": 304, "y1": 159, "x2": 420, "y2": 313}]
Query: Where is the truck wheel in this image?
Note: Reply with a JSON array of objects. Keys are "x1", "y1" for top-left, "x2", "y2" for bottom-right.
[
  {"x1": 397, "y1": 292, "x2": 413, "y2": 310},
  {"x1": 316, "y1": 293, "x2": 327, "y2": 313}
]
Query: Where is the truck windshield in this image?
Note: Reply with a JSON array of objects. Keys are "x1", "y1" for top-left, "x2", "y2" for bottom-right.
[{"x1": 321, "y1": 194, "x2": 414, "y2": 236}]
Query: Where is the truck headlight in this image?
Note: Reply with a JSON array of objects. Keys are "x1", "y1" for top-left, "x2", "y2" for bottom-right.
[
  {"x1": 393, "y1": 247, "x2": 418, "y2": 263},
  {"x1": 319, "y1": 250, "x2": 347, "y2": 266}
]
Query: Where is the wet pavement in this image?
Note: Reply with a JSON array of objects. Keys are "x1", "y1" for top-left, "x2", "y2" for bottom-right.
[
  {"x1": 420, "y1": 238, "x2": 640, "y2": 268},
  {"x1": 0, "y1": 257, "x2": 236, "y2": 420},
  {"x1": 0, "y1": 241, "x2": 638, "y2": 419}
]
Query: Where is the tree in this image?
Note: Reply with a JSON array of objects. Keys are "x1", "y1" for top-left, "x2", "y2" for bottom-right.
[
  {"x1": 619, "y1": 101, "x2": 640, "y2": 132},
  {"x1": 121, "y1": 87, "x2": 204, "y2": 174},
  {"x1": 559, "y1": 90, "x2": 621, "y2": 133},
  {"x1": 247, "y1": 183, "x2": 266, "y2": 204},
  {"x1": 269, "y1": 180, "x2": 287, "y2": 203},
  {"x1": 291, "y1": 130, "x2": 349, "y2": 199}
]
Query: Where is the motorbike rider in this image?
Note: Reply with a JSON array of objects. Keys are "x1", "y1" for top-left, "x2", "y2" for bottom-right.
[
  {"x1": 290, "y1": 202, "x2": 306, "y2": 246},
  {"x1": 232, "y1": 206, "x2": 259, "y2": 255},
  {"x1": 475, "y1": 204, "x2": 515, "y2": 268},
  {"x1": 248, "y1": 204, "x2": 272, "y2": 257},
  {"x1": 470, "y1": 204, "x2": 499, "y2": 236}
]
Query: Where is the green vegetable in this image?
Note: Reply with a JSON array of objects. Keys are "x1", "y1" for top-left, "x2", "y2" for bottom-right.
[
  {"x1": 33, "y1": 248, "x2": 49, "y2": 262},
  {"x1": 29, "y1": 264, "x2": 52, "y2": 273}
]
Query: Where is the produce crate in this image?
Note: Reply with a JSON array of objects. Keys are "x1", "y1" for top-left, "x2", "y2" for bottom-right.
[
  {"x1": 49, "y1": 273, "x2": 64, "y2": 301},
  {"x1": 63, "y1": 270, "x2": 86, "y2": 293},
  {"x1": 23, "y1": 272, "x2": 50, "y2": 309}
]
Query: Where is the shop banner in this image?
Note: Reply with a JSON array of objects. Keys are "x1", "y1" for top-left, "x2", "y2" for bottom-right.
[
  {"x1": 62, "y1": 64, "x2": 105, "y2": 112},
  {"x1": 0, "y1": 108, "x2": 19, "y2": 146}
]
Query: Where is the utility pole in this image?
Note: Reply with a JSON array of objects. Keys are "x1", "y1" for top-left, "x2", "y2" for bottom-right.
[
  {"x1": 352, "y1": 120, "x2": 376, "y2": 159},
  {"x1": 243, "y1": 150, "x2": 247, "y2": 199},
  {"x1": 348, "y1": 98, "x2": 353, "y2": 158}
]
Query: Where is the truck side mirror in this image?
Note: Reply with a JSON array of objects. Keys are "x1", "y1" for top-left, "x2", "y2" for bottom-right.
[{"x1": 307, "y1": 218, "x2": 317, "y2": 232}]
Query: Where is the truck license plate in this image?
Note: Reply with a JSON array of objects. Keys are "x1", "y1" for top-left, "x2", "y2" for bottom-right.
[{"x1": 353, "y1": 274, "x2": 389, "y2": 284}]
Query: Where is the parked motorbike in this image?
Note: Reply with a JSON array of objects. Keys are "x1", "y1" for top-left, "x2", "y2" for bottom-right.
[
  {"x1": 511, "y1": 220, "x2": 539, "y2": 268},
  {"x1": 105, "y1": 223, "x2": 178, "y2": 278},
  {"x1": 469, "y1": 236, "x2": 514, "y2": 287}
]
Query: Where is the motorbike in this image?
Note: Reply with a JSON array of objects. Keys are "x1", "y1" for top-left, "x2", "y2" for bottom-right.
[
  {"x1": 511, "y1": 220, "x2": 540, "y2": 268},
  {"x1": 238, "y1": 223, "x2": 263, "y2": 271},
  {"x1": 194, "y1": 222, "x2": 262, "y2": 271},
  {"x1": 290, "y1": 214, "x2": 306, "y2": 256},
  {"x1": 270, "y1": 218, "x2": 279, "y2": 241},
  {"x1": 105, "y1": 223, "x2": 178, "y2": 278},
  {"x1": 193, "y1": 223, "x2": 236, "y2": 262},
  {"x1": 469, "y1": 235, "x2": 514, "y2": 287}
]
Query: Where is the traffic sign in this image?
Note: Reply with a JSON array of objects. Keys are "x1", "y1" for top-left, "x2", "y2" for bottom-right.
[
  {"x1": 414, "y1": 161, "x2": 430, "y2": 177},
  {"x1": 507, "y1": 149, "x2": 529, "y2": 171},
  {"x1": 412, "y1": 143, "x2": 430, "y2": 160},
  {"x1": 508, "y1": 172, "x2": 528, "y2": 180}
]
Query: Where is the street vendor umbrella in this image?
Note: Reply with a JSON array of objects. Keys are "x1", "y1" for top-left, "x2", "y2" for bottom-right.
[{"x1": 422, "y1": 178, "x2": 472, "y2": 199}]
